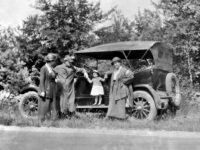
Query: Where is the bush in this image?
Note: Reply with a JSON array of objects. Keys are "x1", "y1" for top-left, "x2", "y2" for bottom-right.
[{"x1": 0, "y1": 28, "x2": 31, "y2": 95}]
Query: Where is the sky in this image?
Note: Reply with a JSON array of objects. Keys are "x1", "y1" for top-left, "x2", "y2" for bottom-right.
[{"x1": 0, "y1": 0, "x2": 158, "y2": 28}]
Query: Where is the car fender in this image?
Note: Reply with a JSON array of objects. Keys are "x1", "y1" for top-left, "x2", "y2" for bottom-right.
[
  {"x1": 133, "y1": 84, "x2": 162, "y2": 109},
  {"x1": 20, "y1": 84, "x2": 39, "y2": 94}
]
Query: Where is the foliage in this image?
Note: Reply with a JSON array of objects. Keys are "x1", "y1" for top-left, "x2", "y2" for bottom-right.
[
  {"x1": 17, "y1": 0, "x2": 113, "y2": 69},
  {"x1": 132, "y1": 9, "x2": 165, "y2": 41},
  {"x1": 17, "y1": 15, "x2": 45, "y2": 70},
  {"x1": 95, "y1": 11, "x2": 134, "y2": 44},
  {"x1": 155, "y1": 0, "x2": 200, "y2": 84},
  {"x1": 0, "y1": 28, "x2": 29, "y2": 94}
]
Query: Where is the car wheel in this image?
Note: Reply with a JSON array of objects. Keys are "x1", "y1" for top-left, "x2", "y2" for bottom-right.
[
  {"x1": 129, "y1": 90, "x2": 157, "y2": 121},
  {"x1": 165, "y1": 73, "x2": 181, "y2": 107},
  {"x1": 18, "y1": 91, "x2": 39, "y2": 119}
]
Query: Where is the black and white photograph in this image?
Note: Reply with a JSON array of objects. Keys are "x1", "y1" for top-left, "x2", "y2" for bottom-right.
[{"x1": 1, "y1": 0, "x2": 200, "y2": 150}]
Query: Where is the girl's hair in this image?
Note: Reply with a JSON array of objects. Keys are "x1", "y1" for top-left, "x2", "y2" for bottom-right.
[
  {"x1": 93, "y1": 71, "x2": 99, "y2": 77},
  {"x1": 92, "y1": 70, "x2": 100, "y2": 76}
]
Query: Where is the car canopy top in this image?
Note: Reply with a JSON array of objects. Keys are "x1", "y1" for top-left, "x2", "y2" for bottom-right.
[{"x1": 75, "y1": 41, "x2": 173, "y2": 71}]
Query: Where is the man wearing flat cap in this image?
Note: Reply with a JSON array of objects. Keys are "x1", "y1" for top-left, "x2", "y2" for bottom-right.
[{"x1": 55, "y1": 54, "x2": 88, "y2": 117}]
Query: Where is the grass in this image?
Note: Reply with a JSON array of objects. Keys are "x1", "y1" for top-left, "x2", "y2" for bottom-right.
[
  {"x1": 1, "y1": 101, "x2": 200, "y2": 132},
  {"x1": 1, "y1": 90, "x2": 200, "y2": 132}
]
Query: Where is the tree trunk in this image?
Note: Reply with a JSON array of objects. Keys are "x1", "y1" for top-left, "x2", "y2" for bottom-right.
[{"x1": 186, "y1": 48, "x2": 193, "y2": 85}]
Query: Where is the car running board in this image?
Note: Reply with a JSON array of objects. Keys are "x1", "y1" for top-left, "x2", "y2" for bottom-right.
[{"x1": 76, "y1": 105, "x2": 108, "y2": 109}]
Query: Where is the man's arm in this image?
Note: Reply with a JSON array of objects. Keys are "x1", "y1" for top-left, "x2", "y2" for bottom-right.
[
  {"x1": 74, "y1": 66, "x2": 89, "y2": 78},
  {"x1": 104, "y1": 70, "x2": 113, "y2": 79},
  {"x1": 39, "y1": 67, "x2": 46, "y2": 96},
  {"x1": 74, "y1": 66, "x2": 85, "y2": 73},
  {"x1": 55, "y1": 65, "x2": 69, "y2": 79}
]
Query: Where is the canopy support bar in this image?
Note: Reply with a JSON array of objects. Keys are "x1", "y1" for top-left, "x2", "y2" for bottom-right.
[
  {"x1": 121, "y1": 51, "x2": 133, "y2": 69},
  {"x1": 141, "y1": 49, "x2": 151, "y2": 60}
]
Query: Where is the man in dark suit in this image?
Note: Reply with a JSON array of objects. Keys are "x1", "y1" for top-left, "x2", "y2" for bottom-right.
[{"x1": 38, "y1": 53, "x2": 59, "y2": 121}]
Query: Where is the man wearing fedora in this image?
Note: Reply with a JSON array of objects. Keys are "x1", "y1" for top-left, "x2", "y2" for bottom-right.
[
  {"x1": 55, "y1": 54, "x2": 88, "y2": 117},
  {"x1": 38, "y1": 53, "x2": 59, "y2": 121}
]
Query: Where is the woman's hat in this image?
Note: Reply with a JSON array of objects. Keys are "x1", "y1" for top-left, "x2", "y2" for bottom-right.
[
  {"x1": 93, "y1": 70, "x2": 98, "y2": 73},
  {"x1": 111, "y1": 57, "x2": 121, "y2": 65},
  {"x1": 45, "y1": 53, "x2": 57, "y2": 62}
]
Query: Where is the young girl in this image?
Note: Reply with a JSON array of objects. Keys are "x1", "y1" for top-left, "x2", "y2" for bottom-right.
[{"x1": 87, "y1": 70, "x2": 105, "y2": 105}]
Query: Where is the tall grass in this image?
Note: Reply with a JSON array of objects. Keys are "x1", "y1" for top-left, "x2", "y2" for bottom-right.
[{"x1": 1, "y1": 88, "x2": 200, "y2": 132}]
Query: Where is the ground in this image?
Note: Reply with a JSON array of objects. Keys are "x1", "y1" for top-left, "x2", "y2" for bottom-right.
[{"x1": 1, "y1": 125, "x2": 200, "y2": 150}]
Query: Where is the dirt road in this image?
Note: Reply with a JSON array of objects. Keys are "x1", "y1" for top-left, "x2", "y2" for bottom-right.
[{"x1": 1, "y1": 125, "x2": 200, "y2": 150}]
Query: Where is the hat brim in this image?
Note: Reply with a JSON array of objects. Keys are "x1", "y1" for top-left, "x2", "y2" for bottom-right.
[
  {"x1": 111, "y1": 60, "x2": 121, "y2": 65},
  {"x1": 46, "y1": 58, "x2": 56, "y2": 62}
]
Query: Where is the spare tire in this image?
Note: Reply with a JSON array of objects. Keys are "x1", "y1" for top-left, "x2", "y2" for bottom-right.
[
  {"x1": 165, "y1": 73, "x2": 181, "y2": 107},
  {"x1": 18, "y1": 91, "x2": 39, "y2": 119}
]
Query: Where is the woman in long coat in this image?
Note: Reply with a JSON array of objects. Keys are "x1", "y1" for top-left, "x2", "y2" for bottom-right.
[
  {"x1": 38, "y1": 53, "x2": 58, "y2": 121},
  {"x1": 106, "y1": 57, "x2": 133, "y2": 120}
]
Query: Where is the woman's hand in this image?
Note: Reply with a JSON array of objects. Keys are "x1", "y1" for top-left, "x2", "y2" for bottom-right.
[{"x1": 104, "y1": 73, "x2": 108, "y2": 79}]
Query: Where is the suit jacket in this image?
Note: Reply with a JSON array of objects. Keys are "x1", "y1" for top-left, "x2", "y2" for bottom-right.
[{"x1": 39, "y1": 65, "x2": 56, "y2": 99}]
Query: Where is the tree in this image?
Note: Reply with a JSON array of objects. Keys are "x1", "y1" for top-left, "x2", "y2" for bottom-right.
[
  {"x1": 17, "y1": 15, "x2": 45, "y2": 70},
  {"x1": 95, "y1": 11, "x2": 134, "y2": 44},
  {"x1": 0, "y1": 27, "x2": 29, "y2": 94},
  {"x1": 17, "y1": 0, "x2": 114, "y2": 69},
  {"x1": 132, "y1": 9, "x2": 165, "y2": 41},
  {"x1": 155, "y1": 0, "x2": 200, "y2": 84}
]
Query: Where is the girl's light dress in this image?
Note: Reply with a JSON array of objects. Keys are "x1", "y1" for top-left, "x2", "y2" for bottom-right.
[{"x1": 90, "y1": 77, "x2": 104, "y2": 96}]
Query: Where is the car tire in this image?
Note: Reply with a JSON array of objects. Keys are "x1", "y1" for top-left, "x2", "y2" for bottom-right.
[
  {"x1": 165, "y1": 73, "x2": 181, "y2": 107},
  {"x1": 129, "y1": 90, "x2": 157, "y2": 121},
  {"x1": 18, "y1": 91, "x2": 39, "y2": 119}
]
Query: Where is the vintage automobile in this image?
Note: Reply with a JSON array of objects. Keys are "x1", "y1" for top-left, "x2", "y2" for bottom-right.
[{"x1": 18, "y1": 41, "x2": 181, "y2": 121}]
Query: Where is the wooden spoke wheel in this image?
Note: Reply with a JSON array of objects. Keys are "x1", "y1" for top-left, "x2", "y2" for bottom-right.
[
  {"x1": 19, "y1": 91, "x2": 39, "y2": 119},
  {"x1": 130, "y1": 91, "x2": 157, "y2": 121}
]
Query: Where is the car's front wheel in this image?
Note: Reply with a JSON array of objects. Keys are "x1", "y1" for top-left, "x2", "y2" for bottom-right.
[
  {"x1": 129, "y1": 90, "x2": 157, "y2": 121},
  {"x1": 18, "y1": 91, "x2": 39, "y2": 119}
]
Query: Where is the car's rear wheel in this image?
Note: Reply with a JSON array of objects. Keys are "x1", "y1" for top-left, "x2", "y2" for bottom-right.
[
  {"x1": 18, "y1": 91, "x2": 39, "y2": 119},
  {"x1": 129, "y1": 90, "x2": 157, "y2": 121}
]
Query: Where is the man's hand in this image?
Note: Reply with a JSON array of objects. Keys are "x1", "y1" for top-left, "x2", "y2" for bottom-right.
[
  {"x1": 83, "y1": 69, "x2": 89, "y2": 78},
  {"x1": 40, "y1": 92, "x2": 45, "y2": 97}
]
